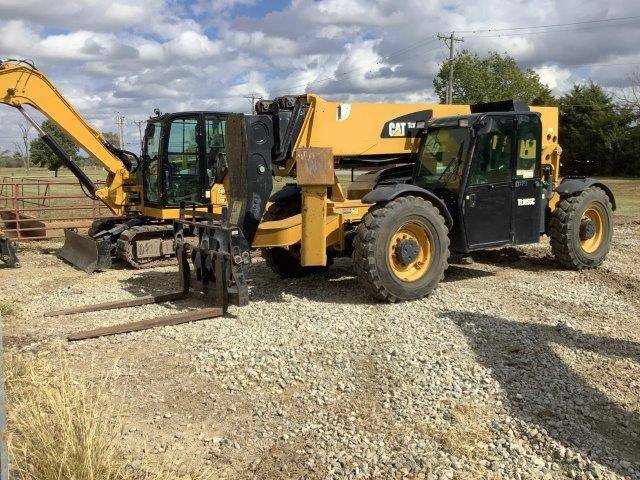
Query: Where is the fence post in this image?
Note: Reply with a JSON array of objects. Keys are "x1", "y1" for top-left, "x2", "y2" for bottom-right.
[{"x1": 12, "y1": 183, "x2": 19, "y2": 241}]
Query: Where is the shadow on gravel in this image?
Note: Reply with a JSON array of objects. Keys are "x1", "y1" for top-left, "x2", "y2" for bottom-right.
[
  {"x1": 470, "y1": 247, "x2": 560, "y2": 273},
  {"x1": 443, "y1": 264, "x2": 495, "y2": 282},
  {"x1": 444, "y1": 311, "x2": 640, "y2": 477},
  {"x1": 119, "y1": 270, "x2": 183, "y2": 297},
  {"x1": 115, "y1": 257, "x2": 498, "y2": 306}
]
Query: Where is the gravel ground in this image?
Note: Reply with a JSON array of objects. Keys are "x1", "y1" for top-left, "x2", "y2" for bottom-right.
[{"x1": 2, "y1": 217, "x2": 639, "y2": 479}]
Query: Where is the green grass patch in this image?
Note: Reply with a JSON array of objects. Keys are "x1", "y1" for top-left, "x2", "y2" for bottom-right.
[
  {"x1": 596, "y1": 178, "x2": 640, "y2": 218},
  {"x1": 0, "y1": 303, "x2": 15, "y2": 317}
]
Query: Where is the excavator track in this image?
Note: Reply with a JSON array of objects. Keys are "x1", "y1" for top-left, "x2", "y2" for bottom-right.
[{"x1": 117, "y1": 224, "x2": 179, "y2": 269}]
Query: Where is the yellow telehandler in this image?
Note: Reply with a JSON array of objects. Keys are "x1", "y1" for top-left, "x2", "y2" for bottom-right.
[
  {"x1": 219, "y1": 97, "x2": 615, "y2": 302},
  {"x1": 47, "y1": 96, "x2": 615, "y2": 340}
]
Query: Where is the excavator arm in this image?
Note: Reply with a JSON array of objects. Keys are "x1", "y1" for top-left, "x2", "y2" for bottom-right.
[{"x1": 0, "y1": 60, "x2": 139, "y2": 215}]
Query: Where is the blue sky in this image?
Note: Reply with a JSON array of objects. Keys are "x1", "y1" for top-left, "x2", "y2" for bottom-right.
[{"x1": 1, "y1": 0, "x2": 640, "y2": 152}]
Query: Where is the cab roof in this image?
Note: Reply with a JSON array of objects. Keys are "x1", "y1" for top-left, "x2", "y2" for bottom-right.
[{"x1": 429, "y1": 110, "x2": 540, "y2": 128}]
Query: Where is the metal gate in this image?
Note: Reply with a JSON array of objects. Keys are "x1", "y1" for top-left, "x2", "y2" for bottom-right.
[{"x1": 0, "y1": 177, "x2": 110, "y2": 241}]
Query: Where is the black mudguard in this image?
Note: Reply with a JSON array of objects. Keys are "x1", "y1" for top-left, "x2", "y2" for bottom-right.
[
  {"x1": 556, "y1": 177, "x2": 616, "y2": 211},
  {"x1": 362, "y1": 184, "x2": 454, "y2": 228}
]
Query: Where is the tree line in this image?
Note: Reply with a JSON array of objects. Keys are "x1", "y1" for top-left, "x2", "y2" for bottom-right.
[
  {"x1": 0, "y1": 121, "x2": 120, "y2": 175},
  {"x1": 435, "y1": 50, "x2": 640, "y2": 177}
]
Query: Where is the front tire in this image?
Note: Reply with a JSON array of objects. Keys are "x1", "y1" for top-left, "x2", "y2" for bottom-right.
[
  {"x1": 353, "y1": 196, "x2": 449, "y2": 302},
  {"x1": 549, "y1": 186, "x2": 613, "y2": 269}
]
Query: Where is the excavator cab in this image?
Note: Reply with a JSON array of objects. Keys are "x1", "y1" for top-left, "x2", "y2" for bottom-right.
[
  {"x1": 141, "y1": 112, "x2": 228, "y2": 208},
  {"x1": 59, "y1": 111, "x2": 231, "y2": 272}
]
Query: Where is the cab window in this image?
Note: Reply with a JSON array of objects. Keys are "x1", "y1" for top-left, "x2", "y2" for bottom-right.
[
  {"x1": 165, "y1": 118, "x2": 200, "y2": 205},
  {"x1": 516, "y1": 115, "x2": 541, "y2": 179},
  {"x1": 143, "y1": 121, "x2": 161, "y2": 204},
  {"x1": 467, "y1": 117, "x2": 515, "y2": 185},
  {"x1": 205, "y1": 117, "x2": 226, "y2": 187},
  {"x1": 415, "y1": 126, "x2": 468, "y2": 189}
]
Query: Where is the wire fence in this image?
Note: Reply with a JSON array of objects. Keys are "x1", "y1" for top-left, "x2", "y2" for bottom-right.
[{"x1": 0, "y1": 177, "x2": 111, "y2": 241}]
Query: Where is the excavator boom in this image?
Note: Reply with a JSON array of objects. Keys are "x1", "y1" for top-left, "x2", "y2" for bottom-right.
[{"x1": 0, "y1": 60, "x2": 138, "y2": 215}]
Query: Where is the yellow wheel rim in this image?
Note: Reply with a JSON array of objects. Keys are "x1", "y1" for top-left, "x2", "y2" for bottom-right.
[
  {"x1": 580, "y1": 206, "x2": 604, "y2": 254},
  {"x1": 387, "y1": 222, "x2": 433, "y2": 282}
]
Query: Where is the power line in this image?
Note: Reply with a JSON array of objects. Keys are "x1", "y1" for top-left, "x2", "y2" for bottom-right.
[
  {"x1": 269, "y1": 15, "x2": 640, "y2": 99},
  {"x1": 243, "y1": 93, "x2": 263, "y2": 113},
  {"x1": 457, "y1": 14, "x2": 640, "y2": 34},
  {"x1": 131, "y1": 119, "x2": 145, "y2": 152}
]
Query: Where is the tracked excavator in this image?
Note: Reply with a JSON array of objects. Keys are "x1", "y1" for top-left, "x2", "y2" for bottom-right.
[
  {"x1": 0, "y1": 59, "x2": 230, "y2": 271},
  {"x1": 48, "y1": 95, "x2": 615, "y2": 340}
]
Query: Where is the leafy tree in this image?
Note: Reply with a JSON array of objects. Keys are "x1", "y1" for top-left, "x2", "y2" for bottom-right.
[
  {"x1": 102, "y1": 131, "x2": 120, "y2": 147},
  {"x1": 532, "y1": 85, "x2": 558, "y2": 106},
  {"x1": 620, "y1": 124, "x2": 640, "y2": 177},
  {"x1": 30, "y1": 120, "x2": 80, "y2": 176},
  {"x1": 434, "y1": 50, "x2": 550, "y2": 104},
  {"x1": 559, "y1": 82, "x2": 634, "y2": 176}
]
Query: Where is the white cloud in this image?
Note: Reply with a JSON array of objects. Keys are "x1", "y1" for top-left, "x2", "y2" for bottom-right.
[
  {"x1": 164, "y1": 31, "x2": 222, "y2": 59},
  {"x1": 1, "y1": 0, "x2": 640, "y2": 151},
  {"x1": 535, "y1": 65, "x2": 578, "y2": 94}
]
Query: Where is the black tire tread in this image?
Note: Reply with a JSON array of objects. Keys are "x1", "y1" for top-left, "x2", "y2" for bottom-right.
[
  {"x1": 549, "y1": 186, "x2": 612, "y2": 269},
  {"x1": 353, "y1": 195, "x2": 449, "y2": 303}
]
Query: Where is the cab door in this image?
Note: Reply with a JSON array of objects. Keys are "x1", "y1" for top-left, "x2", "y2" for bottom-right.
[
  {"x1": 512, "y1": 114, "x2": 543, "y2": 244},
  {"x1": 462, "y1": 116, "x2": 515, "y2": 249},
  {"x1": 203, "y1": 114, "x2": 227, "y2": 199},
  {"x1": 162, "y1": 114, "x2": 204, "y2": 206}
]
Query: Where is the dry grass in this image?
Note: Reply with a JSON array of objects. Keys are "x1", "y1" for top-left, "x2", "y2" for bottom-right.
[
  {"x1": 417, "y1": 402, "x2": 492, "y2": 458},
  {"x1": 6, "y1": 355, "x2": 212, "y2": 480}
]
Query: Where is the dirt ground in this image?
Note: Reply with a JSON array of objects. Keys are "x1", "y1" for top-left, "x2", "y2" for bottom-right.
[{"x1": 1, "y1": 187, "x2": 639, "y2": 479}]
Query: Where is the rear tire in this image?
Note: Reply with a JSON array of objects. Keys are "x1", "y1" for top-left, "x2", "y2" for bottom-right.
[
  {"x1": 262, "y1": 246, "x2": 330, "y2": 278},
  {"x1": 549, "y1": 186, "x2": 613, "y2": 269},
  {"x1": 260, "y1": 198, "x2": 331, "y2": 279},
  {"x1": 353, "y1": 196, "x2": 449, "y2": 302}
]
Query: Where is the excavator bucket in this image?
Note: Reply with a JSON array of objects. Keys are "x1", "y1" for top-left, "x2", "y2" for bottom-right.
[
  {"x1": 59, "y1": 228, "x2": 112, "y2": 273},
  {"x1": 0, "y1": 236, "x2": 20, "y2": 268}
]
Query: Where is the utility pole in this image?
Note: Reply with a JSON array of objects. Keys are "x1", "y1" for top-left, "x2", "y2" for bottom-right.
[
  {"x1": 243, "y1": 93, "x2": 263, "y2": 113},
  {"x1": 115, "y1": 112, "x2": 125, "y2": 149},
  {"x1": 132, "y1": 119, "x2": 145, "y2": 154},
  {"x1": 437, "y1": 32, "x2": 464, "y2": 104}
]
